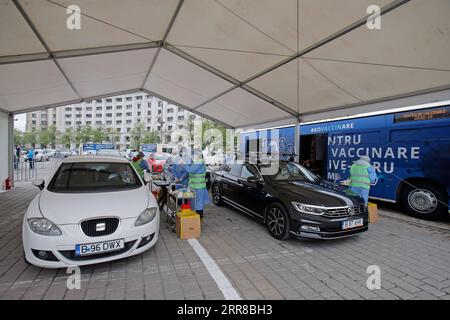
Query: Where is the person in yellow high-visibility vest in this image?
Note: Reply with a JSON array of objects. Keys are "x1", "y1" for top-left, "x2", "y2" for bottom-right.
[
  {"x1": 349, "y1": 156, "x2": 377, "y2": 204},
  {"x1": 187, "y1": 149, "x2": 210, "y2": 219}
]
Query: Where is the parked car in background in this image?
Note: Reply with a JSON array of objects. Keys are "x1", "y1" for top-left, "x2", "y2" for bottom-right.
[
  {"x1": 35, "y1": 149, "x2": 50, "y2": 162},
  {"x1": 23, "y1": 156, "x2": 159, "y2": 268},
  {"x1": 146, "y1": 152, "x2": 171, "y2": 172},
  {"x1": 210, "y1": 160, "x2": 368, "y2": 240},
  {"x1": 54, "y1": 149, "x2": 72, "y2": 158},
  {"x1": 47, "y1": 149, "x2": 57, "y2": 157},
  {"x1": 70, "y1": 149, "x2": 78, "y2": 156}
]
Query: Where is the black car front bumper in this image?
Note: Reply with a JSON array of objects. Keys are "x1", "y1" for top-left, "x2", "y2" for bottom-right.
[{"x1": 289, "y1": 211, "x2": 369, "y2": 239}]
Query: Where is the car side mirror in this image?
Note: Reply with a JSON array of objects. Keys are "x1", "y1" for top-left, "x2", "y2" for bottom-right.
[
  {"x1": 143, "y1": 173, "x2": 152, "y2": 183},
  {"x1": 247, "y1": 176, "x2": 261, "y2": 184},
  {"x1": 32, "y1": 178, "x2": 45, "y2": 190}
]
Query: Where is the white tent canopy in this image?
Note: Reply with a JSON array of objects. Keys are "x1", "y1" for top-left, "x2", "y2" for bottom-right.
[{"x1": 1, "y1": 0, "x2": 450, "y2": 128}]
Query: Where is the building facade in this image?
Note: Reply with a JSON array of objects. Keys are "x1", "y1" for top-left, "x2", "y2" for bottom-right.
[
  {"x1": 26, "y1": 107, "x2": 60, "y2": 131},
  {"x1": 26, "y1": 93, "x2": 200, "y2": 148}
]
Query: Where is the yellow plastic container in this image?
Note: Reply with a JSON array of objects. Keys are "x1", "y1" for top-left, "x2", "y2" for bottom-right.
[{"x1": 368, "y1": 202, "x2": 379, "y2": 223}]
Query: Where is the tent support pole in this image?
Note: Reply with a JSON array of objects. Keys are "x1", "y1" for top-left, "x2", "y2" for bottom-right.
[
  {"x1": 8, "y1": 113, "x2": 14, "y2": 188},
  {"x1": 294, "y1": 118, "x2": 300, "y2": 163}
]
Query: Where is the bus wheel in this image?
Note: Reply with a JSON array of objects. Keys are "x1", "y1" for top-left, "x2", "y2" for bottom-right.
[{"x1": 401, "y1": 182, "x2": 447, "y2": 220}]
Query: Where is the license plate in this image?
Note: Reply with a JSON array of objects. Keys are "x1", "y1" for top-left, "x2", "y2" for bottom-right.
[
  {"x1": 342, "y1": 218, "x2": 364, "y2": 230},
  {"x1": 75, "y1": 239, "x2": 124, "y2": 256}
]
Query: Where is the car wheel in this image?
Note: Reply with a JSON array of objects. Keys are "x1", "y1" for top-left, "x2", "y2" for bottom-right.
[
  {"x1": 400, "y1": 182, "x2": 447, "y2": 220},
  {"x1": 211, "y1": 183, "x2": 223, "y2": 206},
  {"x1": 265, "y1": 203, "x2": 290, "y2": 240}
]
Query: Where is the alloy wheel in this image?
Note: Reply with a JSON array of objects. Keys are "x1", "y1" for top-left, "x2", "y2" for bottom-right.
[
  {"x1": 212, "y1": 185, "x2": 221, "y2": 205},
  {"x1": 266, "y1": 207, "x2": 285, "y2": 236}
]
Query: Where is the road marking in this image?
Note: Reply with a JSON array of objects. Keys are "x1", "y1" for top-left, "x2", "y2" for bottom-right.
[{"x1": 187, "y1": 238, "x2": 242, "y2": 300}]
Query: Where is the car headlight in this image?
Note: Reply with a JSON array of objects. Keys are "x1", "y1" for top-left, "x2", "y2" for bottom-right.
[
  {"x1": 135, "y1": 207, "x2": 157, "y2": 226},
  {"x1": 28, "y1": 218, "x2": 62, "y2": 236},
  {"x1": 292, "y1": 202, "x2": 327, "y2": 216}
]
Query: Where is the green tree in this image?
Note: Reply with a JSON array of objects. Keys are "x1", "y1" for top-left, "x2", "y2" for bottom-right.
[
  {"x1": 23, "y1": 129, "x2": 38, "y2": 147},
  {"x1": 130, "y1": 123, "x2": 145, "y2": 149},
  {"x1": 92, "y1": 127, "x2": 106, "y2": 143},
  {"x1": 38, "y1": 129, "x2": 51, "y2": 148},
  {"x1": 75, "y1": 126, "x2": 93, "y2": 146},
  {"x1": 142, "y1": 131, "x2": 160, "y2": 144},
  {"x1": 14, "y1": 128, "x2": 23, "y2": 146},
  {"x1": 106, "y1": 127, "x2": 119, "y2": 146},
  {"x1": 47, "y1": 125, "x2": 58, "y2": 148},
  {"x1": 184, "y1": 118, "x2": 196, "y2": 146},
  {"x1": 60, "y1": 128, "x2": 73, "y2": 148},
  {"x1": 201, "y1": 120, "x2": 226, "y2": 150}
]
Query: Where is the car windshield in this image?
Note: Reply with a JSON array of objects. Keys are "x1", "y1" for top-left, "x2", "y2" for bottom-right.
[
  {"x1": 265, "y1": 161, "x2": 319, "y2": 182},
  {"x1": 48, "y1": 162, "x2": 141, "y2": 192}
]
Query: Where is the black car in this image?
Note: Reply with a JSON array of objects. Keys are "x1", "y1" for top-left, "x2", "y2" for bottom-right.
[{"x1": 210, "y1": 160, "x2": 368, "y2": 240}]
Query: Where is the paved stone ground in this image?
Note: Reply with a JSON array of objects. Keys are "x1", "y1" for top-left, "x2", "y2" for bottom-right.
[{"x1": 0, "y1": 170, "x2": 449, "y2": 299}]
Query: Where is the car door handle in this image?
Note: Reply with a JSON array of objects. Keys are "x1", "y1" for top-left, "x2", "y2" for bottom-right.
[{"x1": 237, "y1": 179, "x2": 251, "y2": 188}]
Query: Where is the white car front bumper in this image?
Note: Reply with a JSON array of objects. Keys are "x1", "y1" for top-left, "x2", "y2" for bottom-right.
[{"x1": 23, "y1": 215, "x2": 159, "y2": 268}]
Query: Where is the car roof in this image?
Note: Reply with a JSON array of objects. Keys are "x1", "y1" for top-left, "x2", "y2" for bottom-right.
[{"x1": 62, "y1": 155, "x2": 129, "y2": 164}]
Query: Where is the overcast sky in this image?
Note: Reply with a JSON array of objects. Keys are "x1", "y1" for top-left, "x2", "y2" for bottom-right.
[{"x1": 14, "y1": 113, "x2": 26, "y2": 131}]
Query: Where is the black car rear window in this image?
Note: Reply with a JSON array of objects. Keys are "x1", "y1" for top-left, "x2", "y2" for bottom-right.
[{"x1": 48, "y1": 162, "x2": 142, "y2": 192}]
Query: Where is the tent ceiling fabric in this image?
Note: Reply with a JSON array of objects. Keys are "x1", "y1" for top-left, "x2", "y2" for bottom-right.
[
  {"x1": 58, "y1": 48, "x2": 158, "y2": 97},
  {"x1": 0, "y1": 0, "x2": 449, "y2": 128},
  {"x1": 143, "y1": 49, "x2": 234, "y2": 110},
  {"x1": 0, "y1": 59, "x2": 79, "y2": 111}
]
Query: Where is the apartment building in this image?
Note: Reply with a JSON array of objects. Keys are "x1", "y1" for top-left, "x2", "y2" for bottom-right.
[
  {"x1": 26, "y1": 108, "x2": 60, "y2": 131},
  {"x1": 26, "y1": 93, "x2": 200, "y2": 147}
]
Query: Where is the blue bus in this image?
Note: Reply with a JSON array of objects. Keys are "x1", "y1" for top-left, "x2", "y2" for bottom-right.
[{"x1": 240, "y1": 106, "x2": 450, "y2": 220}]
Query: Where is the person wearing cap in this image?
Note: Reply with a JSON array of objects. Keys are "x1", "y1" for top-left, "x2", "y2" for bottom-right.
[
  {"x1": 132, "y1": 151, "x2": 150, "y2": 180},
  {"x1": 349, "y1": 155, "x2": 378, "y2": 204},
  {"x1": 187, "y1": 148, "x2": 210, "y2": 220}
]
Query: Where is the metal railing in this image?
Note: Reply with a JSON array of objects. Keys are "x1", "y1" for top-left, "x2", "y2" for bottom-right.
[{"x1": 13, "y1": 157, "x2": 61, "y2": 182}]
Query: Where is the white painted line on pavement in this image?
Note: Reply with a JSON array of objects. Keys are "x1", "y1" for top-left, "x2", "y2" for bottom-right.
[{"x1": 187, "y1": 238, "x2": 242, "y2": 300}]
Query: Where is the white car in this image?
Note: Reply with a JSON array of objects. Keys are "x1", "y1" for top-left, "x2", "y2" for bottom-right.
[
  {"x1": 35, "y1": 149, "x2": 50, "y2": 162},
  {"x1": 23, "y1": 156, "x2": 159, "y2": 268}
]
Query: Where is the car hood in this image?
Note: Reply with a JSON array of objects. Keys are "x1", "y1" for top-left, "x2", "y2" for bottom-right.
[
  {"x1": 38, "y1": 187, "x2": 151, "y2": 224},
  {"x1": 274, "y1": 180, "x2": 362, "y2": 208}
]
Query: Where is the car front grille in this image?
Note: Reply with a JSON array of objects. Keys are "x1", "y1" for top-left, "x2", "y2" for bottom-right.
[
  {"x1": 80, "y1": 218, "x2": 119, "y2": 237},
  {"x1": 59, "y1": 240, "x2": 137, "y2": 261},
  {"x1": 323, "y1": 205, "x2": 366, "y2": 218}
]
